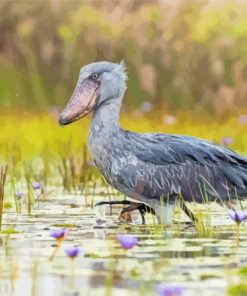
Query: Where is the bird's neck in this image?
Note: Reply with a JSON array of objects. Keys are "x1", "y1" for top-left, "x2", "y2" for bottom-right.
[
  {"x1": 88, "y1": 93, "x2": 124, "y2": 166},
  {"x1": 90, "y1": 98, "x2": 122, "y2": 136}
]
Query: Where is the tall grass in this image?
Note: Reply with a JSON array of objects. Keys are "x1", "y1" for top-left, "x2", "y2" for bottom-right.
[
  {"x1": 0, "y1": 110, "x2": 246, "y2": 222},
  {"x1": 1, "y1": 1, "x2": 247, "y2": 115},
  {"x1": 0, "y1": 165, "x2": 8, "y2": 230}
]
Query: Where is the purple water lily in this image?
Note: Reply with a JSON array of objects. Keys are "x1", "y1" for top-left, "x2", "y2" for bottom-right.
[
  {"x1": 156, "y1": 283, "x2": 185, "y2": 296},
  {"x1": 32, "y1": 181, "x2": 43, "y2": 190},
  {"x1": 51, "y1": 229, "x2": 68, "y2": 240},
  {"x1": 117, "y1": 235, "x2": 138, "y2": 250},
  {"x1": 65, "y1": 247, "x2": 81, "y2": 258},
  {"x1": 16, "y1": 191, "x2": 24, "y2": 200},
  {"x1": 227, "y1": 210, "x2": 247, "y2": 223},
  {"x1": 227, "y1": 209, "x2": 247, "y2": 247}
]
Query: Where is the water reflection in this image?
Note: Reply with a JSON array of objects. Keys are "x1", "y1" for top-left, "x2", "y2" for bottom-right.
[{"x1": 0, "y1": 194, "x2": 246, "y2": 296}]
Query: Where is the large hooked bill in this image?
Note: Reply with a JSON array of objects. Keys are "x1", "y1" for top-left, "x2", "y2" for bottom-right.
[{"x1": 59, "y1": 78, "x2": 100, "y2": 126}]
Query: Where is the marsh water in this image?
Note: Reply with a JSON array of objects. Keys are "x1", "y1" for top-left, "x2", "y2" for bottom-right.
[{"x1": 0, "y1": 187, "x2": 247, "y2": 296}]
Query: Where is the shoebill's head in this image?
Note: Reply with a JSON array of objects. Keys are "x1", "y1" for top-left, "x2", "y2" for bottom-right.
[{"x1": 59, "y1": 61, "x2": 127, "y2": 126}]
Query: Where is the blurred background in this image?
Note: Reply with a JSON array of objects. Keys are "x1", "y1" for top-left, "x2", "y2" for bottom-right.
[
  {"x1": 1, "y1": 0, "x2": 247, "y2": 115},
  {"x1": 0, "y1": 0, "x2": 246, "y2": 165}
]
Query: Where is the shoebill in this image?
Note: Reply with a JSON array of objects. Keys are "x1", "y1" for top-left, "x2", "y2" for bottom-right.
[{"x1": 59, "y1": 61, "x2": 247, "y2": 224}]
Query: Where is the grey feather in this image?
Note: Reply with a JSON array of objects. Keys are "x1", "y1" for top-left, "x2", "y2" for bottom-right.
[{"x1": 74, "y1": 61, "x2": 247, "y2": 209}]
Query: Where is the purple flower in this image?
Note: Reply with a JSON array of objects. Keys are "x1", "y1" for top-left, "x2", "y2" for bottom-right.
[
  {"x1": 156, "y1": 283, "x2": 185, "y2": 296},
  {"x1": 51, "y1": 229, "x2": 68, "y2": 240},
  {"x1": 16, "y1": 191, "x2": 24, "y2": 200},
  {"x1": 227, "y1": 210, "x2": 247, "y2": 223},
  {"x1": 65, "y1": 247, "x2": 81, "y2": 258},
  {"x1": 239, "y1": 114, "x2": 247, "y2": 125},
  {"x1": 221, "y1": 137, "x2": 233, "y2": 146},
  {"x1": 117, "y1": 235, "x2": 138, "y2": 249},
  {"x1": 32, "y1": 182, "x2": 43, "y2": 190}
]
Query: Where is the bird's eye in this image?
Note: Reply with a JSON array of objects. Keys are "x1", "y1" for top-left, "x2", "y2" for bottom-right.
[{"x1": 91, "y1": 73, "x2": 100, "y2": 80}]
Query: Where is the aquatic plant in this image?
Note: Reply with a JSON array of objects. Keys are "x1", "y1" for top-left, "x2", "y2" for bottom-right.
[
  {"x1": 23, "y1": 168, "x2": 33, "y2": 215},
  {"x1": 15, "y1": 191, "x2": 24, "y2": 214},
  {"x1": 4, "y1": 202, "x2": 12, "y2": 222},
  {"x1": 58, "y1": 158, "x2": 71, "y2": 192},
  {"x1": 51, "y1": 228, "x2": 68, "y2": 240},
  {"x1": 117, "y1": 235, "x2": 138, "y2": 250},
  {"x1": 156, "y1": 283, "x2": 185, "y2": 296},
  {"x1": 228, "y1": 209, "x2": 247, "y2": 247},
  {"x1": 49, "y1": 229, "x2": 68, "y2": 261},
  {"x1": 0, "y1": 166, "x2": 8, "y2": 231},
  {"x1": 32, "y1": 182, "x2": 43, "y2": 190},
  {"x1": 228, "y1": 283, "x2": 247, "y2": 296},
  {"x1": 31, "y1": 181, "x2": 44, "y2": 209},
  {"x1": 16, "y1": 191, "x2": 24, "y2": 200},
  {"x1": 65, "y1": 246, "x2": 81, "y2": 258},
  {"x1": 65, "y1": 247, "x2": 81, "y2": 288},
  {"x1": 191, "y1": 179, "x2": 219, "y2": 238},
  {"x1": 228, "y1": 210, "x2": 247, "y2": 223}
]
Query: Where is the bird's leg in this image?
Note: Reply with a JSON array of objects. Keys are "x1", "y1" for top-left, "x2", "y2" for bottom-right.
[
  {"x1": 95, "y1": 200, "x2": 132, "y2": 209},
  {"x1": 94, "y1": 200, "x2": 131, "y2": 223},
  {"x1": 94, "y1": 200, "x2": 155, "y2": 224},
  {"x1": 154, "y1": 202, "x2": 175, "y2": 225}
]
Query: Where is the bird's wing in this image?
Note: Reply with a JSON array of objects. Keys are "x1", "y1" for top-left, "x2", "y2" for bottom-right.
[
  {"x1": 125, "y1": 131, "x2": 245, "y2": 165},
  {"x1": 122, "y1": 130, "x2": 247, "y2": 201}
]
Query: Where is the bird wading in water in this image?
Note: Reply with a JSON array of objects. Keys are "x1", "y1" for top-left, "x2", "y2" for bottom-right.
[{"x1": 59, "y1": 61, "x2": 247, "y2": 225}]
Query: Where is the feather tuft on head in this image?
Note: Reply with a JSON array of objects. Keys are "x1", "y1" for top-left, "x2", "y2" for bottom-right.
[
  {"x1": 120, "y1": 60, "x2": 127, "y2": 80},
  {"x1": 117, "y1": 60, "x2": 128, "y2": 91}
]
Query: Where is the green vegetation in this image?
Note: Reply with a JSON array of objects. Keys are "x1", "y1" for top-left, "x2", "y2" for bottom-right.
[
  {"x1": 228, "y1": 284, "x2": 247, "y2": 296},
  {"x1": 0, "y1": 1, "x2": 247, "y2": 113},
  {"x1": 0, "y1": 1, "x2": 247, "y2": 295}
]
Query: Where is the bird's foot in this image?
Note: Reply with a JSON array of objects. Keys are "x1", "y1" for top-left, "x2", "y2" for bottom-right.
[
  {"x1": 119, "y1": 211, "x2": 133, "y2": 223},
  {"x1": 120, "y1": 202, "x2": 156, "y2": 224},
  {"x1": 94, "y1": 200, "x2": 156, "y2": 225}
]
